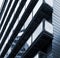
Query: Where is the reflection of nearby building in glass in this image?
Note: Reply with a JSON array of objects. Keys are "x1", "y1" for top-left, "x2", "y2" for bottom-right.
[
  {"x1": 4, "y1": 36, "x2": 29, "y2": 58},
  {"x1": 0, "y1": 0, "x2": 53, "y2": 58},
  {"x1": 4, "y1": 30, "x2": 29, "y2": 58}
]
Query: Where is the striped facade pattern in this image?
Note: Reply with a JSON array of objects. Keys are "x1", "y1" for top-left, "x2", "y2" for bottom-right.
[{"x1": 0, "y1": 0, "x2": 53, "y2": 58}]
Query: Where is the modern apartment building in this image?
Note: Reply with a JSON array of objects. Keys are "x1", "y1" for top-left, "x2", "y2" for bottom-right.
[{"x1": 0, "y1": 0, "x2": 57, "y2": 58}]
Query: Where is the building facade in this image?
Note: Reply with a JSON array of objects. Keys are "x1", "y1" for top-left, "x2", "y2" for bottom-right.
[
  {"x1": 53, "y1": 0, "x2": 60, "y2": 58},
  {"x1": 0, "y1": 0, "x2": 53, "y2": 58}
]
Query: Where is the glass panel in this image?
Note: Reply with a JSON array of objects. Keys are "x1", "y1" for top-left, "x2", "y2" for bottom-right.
[
  {"x1": 23, "y1": 21, "x2": 43, "y2": 51},
  {"x1": 33, "y1": 0, "x2": 43, "y2": 16},
  {"x1": 4, "y1": 47, "x2": 12, "y2": 58},
  {"x1": 24, "y1": 21, "x2": 43, "y2": 48},
  {"x1": 0, "y1": 0, "x2": 4, "y2": 12},
  {"x1": 47, "y1": 53, "x2": 53, "y2": 58},
  {"x1": 45, "y1": 0, "x2": 53, "y2": 7},
  {"x1": 0, "y1": 20, "x2": 1, "y2": 24},
  {"x1": 34, "y1": 53, "x2": 39, "y2": 58},
  {"x1": 25, "y1": 0, "x2": 31, "y2": 8},
  {"x1": 26, "y1": 37, "x2": 32, "y2": 46},
  {"x1": 15, "y1": 43, "x2": 29, "y2": 58},
  {"x1": 25, "y1": 12, "x2": 32, "y2": 28},
  {"x1": 22, "y1": 0, "x2": 43, "y2": 30},
  {"x1": 15, "y1": 2, "x2": 26, "y2": 30},
  {"x1": 4, "y1": 31, "x2": 25, "y2": 58},
  {"x1": 33, "y1": 21, "x2": 43, "y2": 42},
  {"x1": 17, "y1": 32, "x2": 24, "y2": 37},
  {"x1": 20, "y1": 0, "x2": 31, "y2": 30},
  {"x1": 45, "y1": 20, "x2": 53, "y2": 34}
]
